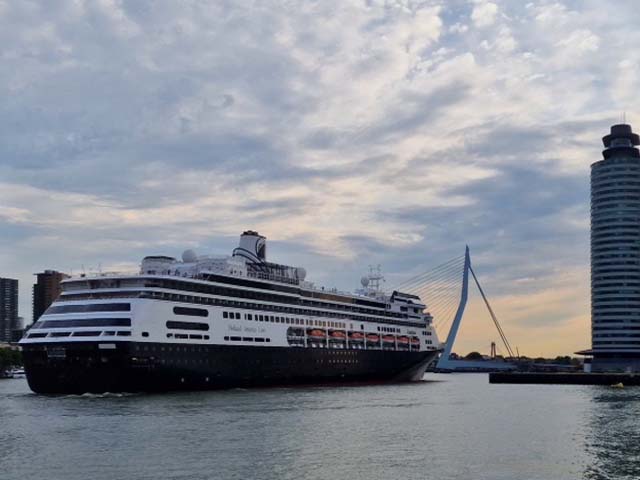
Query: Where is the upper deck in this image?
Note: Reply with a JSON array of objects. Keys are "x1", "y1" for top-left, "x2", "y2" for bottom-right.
[{"x1": 54, "y1": 230, "x2": 432, "y2": 328}]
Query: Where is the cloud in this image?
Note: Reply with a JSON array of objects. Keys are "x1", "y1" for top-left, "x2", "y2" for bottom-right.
[
  {"x1": 471, "y1": 1, "x2": 498, "y2": 28},
  {"x1": 557, "y1": 29, "x2": 600, "y2": 54}
]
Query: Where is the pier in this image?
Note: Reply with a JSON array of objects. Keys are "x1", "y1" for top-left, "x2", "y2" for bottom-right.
[{"x1": 490, "y1": 372, "x2": 640, "y2": 386}]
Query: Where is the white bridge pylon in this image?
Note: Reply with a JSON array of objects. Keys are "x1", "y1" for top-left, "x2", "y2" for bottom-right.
[{"x1": 439, "y1": 246, "x2": 471, "y2": 367}]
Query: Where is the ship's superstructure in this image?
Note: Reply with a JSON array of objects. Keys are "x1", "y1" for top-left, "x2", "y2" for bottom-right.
[{"x1": 20, "y1": 231, "x2": 441, "y2": 393}]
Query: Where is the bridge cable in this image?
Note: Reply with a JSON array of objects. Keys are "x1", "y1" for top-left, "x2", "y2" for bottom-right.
[{"x1": 468, "y1": 265, "x2": 516, "y2": 359}]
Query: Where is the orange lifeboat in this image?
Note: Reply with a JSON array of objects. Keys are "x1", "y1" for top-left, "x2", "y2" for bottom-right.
[
  {"x1": 366, "y1": 333, "x2": 380, "y2": 342},
  {"x1": 410, "y1": 337, "x2": 420, "y2": 345},
  {"x1": 349, "y1": 331, "x2": 364, "y2": 341},
  {"x1": 382, "y1": 335, "x2": 395, "y2": 343},
  {"x1": 307, "y1": 329, "x2": 326, "y2": 339},
  {"x1": 329, "y1": 330, "x2": 346, "y2": 339},
  {"x1": 397, "y1": 336, "x2": 410, "y2": 345}
]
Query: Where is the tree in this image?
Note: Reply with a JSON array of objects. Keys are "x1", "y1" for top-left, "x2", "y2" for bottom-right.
[
  {"x1": 0, "y1": 349, "x2": 22, "y2": 373},
  {"x1": 465, "y1": 351, "x2": 484, "y2": 360}
]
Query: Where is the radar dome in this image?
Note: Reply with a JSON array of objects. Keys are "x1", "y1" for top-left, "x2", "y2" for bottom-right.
[
  {"x1": 182, "y1": 249, "x2": 198, "y2": 263},
  {"x1": 361, "y1": 276, "x2": 370, "y2": 287},
  {"x1": 296, "y1": 267, "x2": 307, "y2": 281}
]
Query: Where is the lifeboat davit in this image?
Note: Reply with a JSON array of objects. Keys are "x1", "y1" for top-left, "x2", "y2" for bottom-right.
[
  {"x1": 382, "y1": 335, "x2": 395, "y2": 343},
  {"x1": 366, "y1": 334, "x2": 380, "y2": 342},
  {"x1": 329, "y1": 330, "x2": 346, "y2": 339}
]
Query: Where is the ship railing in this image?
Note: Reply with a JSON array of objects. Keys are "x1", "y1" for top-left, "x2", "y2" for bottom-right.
[{"x1": 65, "y1": 271, "x2": 138, "y2": 280}]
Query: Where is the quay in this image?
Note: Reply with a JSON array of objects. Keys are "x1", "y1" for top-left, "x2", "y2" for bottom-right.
[{"x1": 490, "y1": 372, "x2": 640, "y2": 386}]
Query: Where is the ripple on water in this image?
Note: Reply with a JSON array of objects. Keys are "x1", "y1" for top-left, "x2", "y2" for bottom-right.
[{"x1": 1, "y1": 374, "x2": 640, "y2": 480}]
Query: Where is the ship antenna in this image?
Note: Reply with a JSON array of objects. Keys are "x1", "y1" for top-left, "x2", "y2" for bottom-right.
[{"x1": 367, "y1": 264, "x2": 385, "y2": 292}]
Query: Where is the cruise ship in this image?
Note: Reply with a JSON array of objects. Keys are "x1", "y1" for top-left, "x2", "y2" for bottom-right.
[{"x1": 20, "y1": 231, "x2": 441, "y2": 393}]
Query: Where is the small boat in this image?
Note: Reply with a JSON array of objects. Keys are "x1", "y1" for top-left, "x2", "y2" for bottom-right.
[
  {"x1": 382, "y1": 335, "x2": 396, "y2": 343},
  {"x1": 410, "y1": 337, "x2": 420, "y2": 345},
  {"x1": 329, "y1": 330, "x2": 346, "y2": 339},
  {"x1": 348, "y1": 331, "x2": 364, "y2": 341},
  {"x1": 397, "y1": 336, "x2": 410, "y2": 345},
  {"x1": 366, "y1": 334, "x2": 380, "y2": 342},
  {"x1": 611, "y1": 382, "x2": 624, "y2": 389}
]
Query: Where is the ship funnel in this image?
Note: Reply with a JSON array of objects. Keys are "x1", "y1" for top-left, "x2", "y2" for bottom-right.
[{"x1": 233, "y1": 230, "x2": 267, "y2": 264}]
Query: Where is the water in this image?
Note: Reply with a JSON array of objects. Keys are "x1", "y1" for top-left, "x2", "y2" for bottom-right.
[{"x1": 1, "y1": 374, "x2": 638, "y2": 480}]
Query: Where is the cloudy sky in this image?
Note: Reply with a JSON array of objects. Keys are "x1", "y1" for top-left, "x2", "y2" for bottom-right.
[{"x1": 2, "y1": 0, "x2": 639, "y2": 356}]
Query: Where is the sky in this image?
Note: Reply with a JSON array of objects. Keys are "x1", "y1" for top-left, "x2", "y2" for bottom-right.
[{"x1": 1, "y1": 0, "x2": 639, "y2": 357}]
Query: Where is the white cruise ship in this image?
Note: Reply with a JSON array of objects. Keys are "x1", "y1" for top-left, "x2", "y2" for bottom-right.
[{"x1": 20, "y1": 231, "x2": 441, "y2": 393}]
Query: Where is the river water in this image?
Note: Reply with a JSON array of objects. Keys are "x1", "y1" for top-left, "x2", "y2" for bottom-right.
[{"x1": 1, "y1": 373, "x2": 638, "y2": 480}]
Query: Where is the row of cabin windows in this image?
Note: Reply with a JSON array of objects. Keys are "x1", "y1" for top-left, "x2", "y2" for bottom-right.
[
  {"x1": 135, "y1": 344, "x2": 212, "y2": 353},
  {"x1": 32, "y1": 318, "x2": 131, "y2": 329},
  {"x1": 379, "y1": 326, "x2": 400, "y2": 333},
  {"x1": 45, "y1": 303, "x2": 131, "y2": 314},
  {"x1": 141, "y1": 292, "x2": 422, "y2": 327},
  {"x1": 56, "y1": 290, "x2": 426, "y2": 328},
  {"x1": 223, "y1": 310, "x2": 347, "y2": 329},
  {"x1": 160, "y1": 274, "x2": 384, "y2": 309},
  {"x1": 142, "y1": 278, "x2": 409, "y2": 320},
  {"x1": 28, "y1": 330, "x2": 130, "y2": 339},
  {"x1": 223, "y1": 336, "x2": 271, "y2": 343},
  {"x1": 399, "y1": 306, "x2": 422, "y2": 314},
  {"x1": 166, "y1": 333, "x2": 210, "y2": 340}
]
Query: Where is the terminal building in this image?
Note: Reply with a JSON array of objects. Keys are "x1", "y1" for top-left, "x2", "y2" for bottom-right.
[{"x1": 586, "y1": 123, "x2": 640, "y2": 372}]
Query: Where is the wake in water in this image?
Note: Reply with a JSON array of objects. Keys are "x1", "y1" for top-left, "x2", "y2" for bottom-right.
[{"x1": 60, "y1": 392, "x2": 140, "y2": 399}]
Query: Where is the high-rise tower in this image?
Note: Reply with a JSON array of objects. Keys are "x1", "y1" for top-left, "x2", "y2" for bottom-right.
[
  {"x1": 590, "y1": 123, "x2": 640, "y2": 372},
  {"x1": 0, "y1": 277, "x2": 19, "y2": 343},
  {"x1": 33, "y1": 270, "x2": 69, "y2": 324}
]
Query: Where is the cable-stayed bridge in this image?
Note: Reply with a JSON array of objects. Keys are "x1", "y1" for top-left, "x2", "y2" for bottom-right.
[{"x1": 393, "y1": 247, "x2": 517, "y2": 371}]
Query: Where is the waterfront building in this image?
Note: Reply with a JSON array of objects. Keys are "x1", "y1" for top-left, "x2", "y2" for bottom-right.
[
  {"x1": 32, "y1": 270, "x2": 69, "y2": 324},
  {"x1": 589, "y1": 123, "x2": 640, "y2": 372},
  {"x1": 0, "y1": 277, "x2": 19, "y2": 343},
  {"x1": 11, "y1": 316, "x2": 25, "y2": 343}
]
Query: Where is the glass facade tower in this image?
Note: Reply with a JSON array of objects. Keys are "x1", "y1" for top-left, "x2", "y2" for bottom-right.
[{"x1": 591, "y1": 123, "x2": 640, "y2": 372}]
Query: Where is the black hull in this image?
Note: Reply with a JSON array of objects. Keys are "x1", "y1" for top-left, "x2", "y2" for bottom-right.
[{"x1": 22, "y1": 342, "x2": 439, "y2": 394}]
